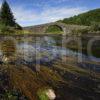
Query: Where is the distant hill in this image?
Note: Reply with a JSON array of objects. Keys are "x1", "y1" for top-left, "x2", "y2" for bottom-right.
[{"x1": 59, "y1": 8, "x2": 100, "y2": 26}]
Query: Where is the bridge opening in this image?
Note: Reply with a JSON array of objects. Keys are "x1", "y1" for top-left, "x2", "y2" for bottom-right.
[{"x1": 45, "y1": 25, "x2": 63, "y2": 34}]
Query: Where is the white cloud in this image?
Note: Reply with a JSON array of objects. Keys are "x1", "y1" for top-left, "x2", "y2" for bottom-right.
[
  {"x1": 13, "y1": 6, "x2": 88, "y2": 26},
  {"x1": 0, "y1": 2, "x2": 88, "y2": 26},
  {"x1": 0, "y1": 2, "x2": 2, "y2": 7},
  {"x1": 12, "y1": 7, "x2": 37, "y2": 22},
  {"x1": 41, "y1": 7, "x2": 86, "y2": 21}
]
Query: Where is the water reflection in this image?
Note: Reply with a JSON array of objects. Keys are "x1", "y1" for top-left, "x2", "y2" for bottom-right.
[
  {"x1": 16, "y1": 36, "x2": 85, "y2": 63},
  {"x1": 0, "y1": 37, "x2": 17, "y2": 63},
  {"x1": 0, "y1": 36, "x2": 99, "y2": 72},
  {"x1": 1, "y1": 39, "x2": 16, "y2": 56}
]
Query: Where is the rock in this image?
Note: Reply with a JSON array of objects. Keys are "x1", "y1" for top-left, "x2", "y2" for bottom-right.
[
  {"x1": 46, "y1": 89, "x2": 56, "y2": 100},
  {"x1": 2, "y1": 56, "x2": 9, "y2": 63}
]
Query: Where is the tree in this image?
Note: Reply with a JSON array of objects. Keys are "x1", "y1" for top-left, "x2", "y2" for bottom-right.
[
  {"x1": 0, "y1": 0, "x2": 22, "y2": 32},
  {"x1": 0, "y1": 0, "x2": 19, "y2": 27}
]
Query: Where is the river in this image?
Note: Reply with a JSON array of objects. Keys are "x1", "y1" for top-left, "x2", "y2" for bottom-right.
[{"x1": 0, "y1": 35, "x2": 100, "y2": 72}]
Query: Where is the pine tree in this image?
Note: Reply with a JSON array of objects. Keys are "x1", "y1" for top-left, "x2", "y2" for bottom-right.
[
  {"x1": 0, "y1": 0, "x2": 21, "y2": 29},
  {"x1": 0, "y1": 0, "x2": 16, "y2": 27}
]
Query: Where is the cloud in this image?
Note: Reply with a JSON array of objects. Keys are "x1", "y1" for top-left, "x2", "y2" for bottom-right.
[
  {"x1": 13, "y1": 6, "x2": 88, "y2": 26},
  {"x1": 0, "y1": 1, "x2": 88, "y2": 26},
  {"x1": 13, "y1": 7, "x2": 37, "y2": 22},
  {"x1": 0, "y1": 2, "x2": 2, "y2": 7},
  {"x1": 41, "y1": 7, "x2": 87, "y2": 21}
]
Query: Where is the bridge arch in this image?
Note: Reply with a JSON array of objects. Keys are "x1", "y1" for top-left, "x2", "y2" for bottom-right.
[{"x1": 44, "y1": 24, "x2": 65, "y2": 34}]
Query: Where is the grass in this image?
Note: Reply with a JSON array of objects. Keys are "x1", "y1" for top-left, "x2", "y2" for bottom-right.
[
  {"x1": 0, "y1": 55, "x2": 99, "y2": 99},
  {"x1": 37, "y1": 87, "x2": 50, "y2": 100},
  {"x1": 0, "y1": 64, "x2": 64, "y2": 100}
]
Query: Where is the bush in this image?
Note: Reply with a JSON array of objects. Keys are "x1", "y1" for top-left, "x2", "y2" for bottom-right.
[
  {"x1": 90, "y1": 22, "x2": 100, "y2": 31},
  {"x1": 71, "y1": 28, "x2": 89, "y2": 36},
  {"x1": 37, "y1": 88, "x2": 50, "y2": 100},
  {"x1": 0, "y1": 24, "x2": 15, "y2": 34},
  {"x1": 79, "y1": 28, "x2": 89, "y2": 34},
  {"x1": 45, "y1": 25, "x2": 63, "y2": 34}
]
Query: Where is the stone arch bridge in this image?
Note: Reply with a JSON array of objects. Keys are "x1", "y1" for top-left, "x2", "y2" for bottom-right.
[{"x1": 24, "y1": 22, "x2": 87, "y2": 35}]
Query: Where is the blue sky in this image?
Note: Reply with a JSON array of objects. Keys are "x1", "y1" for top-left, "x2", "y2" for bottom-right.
[{"x1": 0, "y1": 0, "x2": 100, "y2": 26}]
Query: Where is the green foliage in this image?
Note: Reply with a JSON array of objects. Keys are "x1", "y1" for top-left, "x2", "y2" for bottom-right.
[
  {"x1": 61, "y1": 8, "x2": 100, "y2": 26},
  {"x1": 4, "y1": 91, "x2": 18, "y2": 100},
  {"x1": 79, "y1": 28, "x2": 89, "y2": 34},
  {"x1": 37, "y1": 88, "x2": 49, "y2": 100},
  {"x1": 0, "y1": 24, "x2": 14, "y2": 34},
  {"x1": 90, "y1": 22, "x2": 100, "y2": 31},
  {"x1": 45, "y1": 25, "x2": 63, "y2": 34},
  {"x1": 15, "y1": 24, "x2": 23, "y2": 30},
  {"x1": 71, "y1": 28, "x2": 89, "y2": 36},
  {"x1": 0, "y1": 0, "x2": 22, "y2": 34},
  {"x1": 38, "y1": 93, "x2": 48, "y2": 100},
  {"x1": 0, "y1": 0, "x2": 16, "y2": 26}
]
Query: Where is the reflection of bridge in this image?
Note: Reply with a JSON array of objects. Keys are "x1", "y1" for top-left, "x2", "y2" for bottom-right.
[{"x1": 24, "y1": 22, "x2": 88, "y2": 34}]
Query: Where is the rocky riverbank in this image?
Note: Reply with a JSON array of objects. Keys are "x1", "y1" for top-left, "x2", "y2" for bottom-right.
[{"x1": 0, "y1": 55, "x2": 100, "y2": 100}]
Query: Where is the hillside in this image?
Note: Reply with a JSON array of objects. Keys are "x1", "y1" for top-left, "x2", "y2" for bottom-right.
[
  {"x1": 59, "y1": 8, "x2": 100, "y2": 26},
  {"x1": 23, "y1": 8, "x2": 100, "y2": 35}
]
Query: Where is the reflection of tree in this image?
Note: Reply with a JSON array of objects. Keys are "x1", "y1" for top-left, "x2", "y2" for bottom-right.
[{"x1": 1, "y1": 39, "x2": 16, "y2": 57}]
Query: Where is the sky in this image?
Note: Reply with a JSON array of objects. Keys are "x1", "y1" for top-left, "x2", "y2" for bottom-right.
[{"x1": 0, "y1": 0, "x2": 100, "y2": 26}]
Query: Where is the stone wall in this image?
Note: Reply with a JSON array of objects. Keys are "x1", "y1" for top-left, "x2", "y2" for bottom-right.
[{"x1": 24, "y1": 22, "x2": 88, "y2": 34}]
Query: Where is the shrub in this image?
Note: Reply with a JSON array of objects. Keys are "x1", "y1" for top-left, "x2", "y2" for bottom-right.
[
  {"x1": 0, "y1": 24, "x2": 15, "y2": 34},
  {"x1": 45, "y1": 25, "x2": 63, "y2": 34},
  {"x1": 90, "y1": 22, "x2": 100, "y2": 31},
  {"x1": 71, "y1": 28, "x2": 89, "y2": 36},
  {"x1": 37, "y1": 88, "x2": 49, "y2": 100}
]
